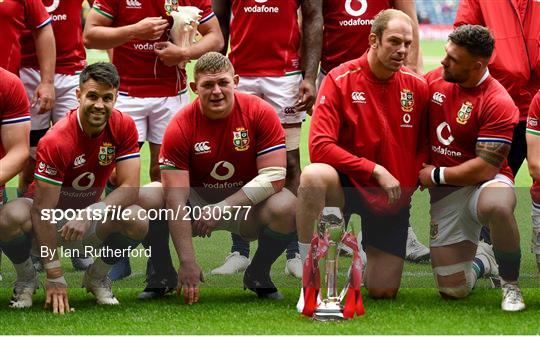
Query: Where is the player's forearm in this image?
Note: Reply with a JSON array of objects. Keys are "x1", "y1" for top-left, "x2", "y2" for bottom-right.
[
  {"x1": 0, "y1": 151, "x2": 29, "y2": 185},
  {"x1": 526, "y1": 134, "x2": 540, "y2": 182},
  {"x1": 300, "y1": 0, "x2": 322, "y2": 81},
  {"x1": 83, "y1": 24, "x2": 138, "y2": 50},
  {"x1": 439, "y1": 157, "x2": 499, "y2": 186},
  {"x1": 31, "y1": 207, "x2": 60, "y2": 267},
  {"x1": 101, "y1": 185, "x2": 139, "y2": 209},
  {"x1": 33, "y1": 25, "x2": 56, "y2": 83},
  {"x1": 185, "y1": 31, "x2": 224, "y2": 61},
  {"x1": 164, "y1": 190, "x2": 197, "y2": 264}
]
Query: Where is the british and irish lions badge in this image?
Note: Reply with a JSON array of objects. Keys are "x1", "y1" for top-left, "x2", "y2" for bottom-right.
[{"x1": 298, "y1": 207, "x2": 365, "y2": 321}]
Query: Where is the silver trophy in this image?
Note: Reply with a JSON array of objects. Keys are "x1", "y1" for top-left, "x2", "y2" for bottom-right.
[{"x1": 313, "y1": 207, "x2": 346, "y2": 321}]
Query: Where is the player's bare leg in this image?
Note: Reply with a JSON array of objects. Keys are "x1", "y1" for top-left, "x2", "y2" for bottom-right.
[
  {"x1": 149, "y1": 142, "x2": 161, "y2": 182},
  {"x1": 0, "y1": 199, "x2": 37, "y2": 308},
  {"x1": 477, "y1": 182, "x2": 525, "y2": 311}
]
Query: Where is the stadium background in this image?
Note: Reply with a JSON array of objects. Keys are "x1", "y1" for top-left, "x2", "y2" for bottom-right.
[{"x1": 1, "y1": 1, "x2": 539, "y2": 334}]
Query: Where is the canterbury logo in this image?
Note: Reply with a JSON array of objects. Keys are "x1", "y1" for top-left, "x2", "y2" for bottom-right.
[
  {"x1": 126, "y1": 0, "x2": 141, "y2": 8},
  {"x1": 73, "y1": 154, "x2": 86, "y2": 167},
  {"x1": 436, "y1": 122, "x2": 454, "y2": 146},
  {"x1": 432, "y1": 92, "x2": 446, "y2": 104},
  {"x1": 351, "y1": 91, "x2": 366, "y2": 103},
  {"x1": 194, "y1": 141, "x2": 211, "y2": 154},
  {"x1": 210, "y1": 161, "x2": 235, "y2": 181},
  {"x1": 345, "y1": 0, "x2": 368, "y2": 17}
]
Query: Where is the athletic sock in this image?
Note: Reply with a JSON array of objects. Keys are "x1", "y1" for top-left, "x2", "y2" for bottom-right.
[
  {"x1": 285, "y1": 235, "x2": 299, "y2": 260},
  {"x1": 231, "y1": 233, "x2": 250, "y2": 258},
  {"x1": 494, "y1": 249, "x2": 521, "y2": 282},
  {"x1": 142, "y1": 218, "x2": 176, "y2": 280},
  {"x1": 250, "y1": 228, "x2": 295, "y2": 277},
  {"x1": 89, "y1": 257, "x2": 112, "y2": 279},
  {"x1": 298, "y1": 242, "x2": 311, "y2": 263},
  {"x1": 0, "y1": 234, "x2": 32, "y2": 265},
  {"x1": 472, "y1": 257, "x2": 485, "y2": 279}
]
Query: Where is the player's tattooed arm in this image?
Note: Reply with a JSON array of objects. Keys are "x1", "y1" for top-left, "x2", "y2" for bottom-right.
[{"x1": 476, "y1": 141, "x2": 511, "y2": 168}]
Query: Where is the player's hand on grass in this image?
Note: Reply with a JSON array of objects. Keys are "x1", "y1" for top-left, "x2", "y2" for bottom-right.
[
  {"x1": 177, "y1": 262, "x2": 204, "y2": 305},
  {"x1": 59, "y1": 218, "x2": 93, "y2": 241},
  {"x1": 155, "y1": 42, "x2": 190, "y2": 67},
  {"x1": 372, "y1": 164, "x2": 401, "y2": 204},
  {"x1": 132, "y1": 17, "x2": 168, "y2": 41},
  {"x1": 296, "y1": 79, "x2": 316, "y2": 112},
  {"x1": 192, "y1": 217, "x2": 219, "y2": 238},
  {"x1": 32, "y1": 82, "x2": 55, "y2": 114},
  {"x1": 418, "y1": 163, "x2": 436, "y2": 190},
  {"x1": 44, "y1": 277, "x2": 70, "y2": 315}
]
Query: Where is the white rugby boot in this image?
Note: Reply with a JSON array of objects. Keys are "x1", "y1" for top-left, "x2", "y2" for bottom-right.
[
  {"x1": 475, "y1": 241, "x2": 501, "y2": 288},
  {"x1": 82, "y1": 270, "x2": 119, "y2": 305},
  {"x1": 9, "y1": 271, "x2": 39, "y2": 309},
  {"x1": 284, "y1": 253, "x2": 303, "y2": 278},
  {"x1": 211, "y1": 251, "x2": 250, "y2": 275},
  {"x1": 405, "y1": 227, "x2": 430, "y2": 262},
  {"x1": 501, "y1": 282, "x2": 525, "y2": 312}
]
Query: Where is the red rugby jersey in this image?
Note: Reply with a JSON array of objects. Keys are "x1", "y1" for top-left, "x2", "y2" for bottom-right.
[
  {"x1": 310, "y1": 53, "x2": 429, "y2": 214},
  {"x1": 527, "y1": 90, "x2": 540, "y2": 204},
  {"x1": 160, "y1": 92, "x2": 286, "y2": 203},
  {"x1": 228, "y1": 0, "x2": 301, "y2": 77}
]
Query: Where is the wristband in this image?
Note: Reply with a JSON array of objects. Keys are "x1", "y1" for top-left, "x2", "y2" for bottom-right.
[
  {"x1": 432, "y1": 167, "x2": 441, "y2": 185},
  {"x1": 439, "y1": 167, "x2": 447, "y2": 185},
  {"x1": 46, "y1": 275, "x2": 67, "y2": 286},
  {"x1": 43, "y1": 260, "x2": 61, "y2": 270}
]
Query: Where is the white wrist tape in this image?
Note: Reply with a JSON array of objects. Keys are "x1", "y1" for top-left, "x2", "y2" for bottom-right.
[
  {"x1": 44, "y1": 260, "x2": 61, "y2": 270},
  {"x1": 439, "y1": 167, "x2": 447, "y2": 185},
  {"x1": 430, "y1": 168, "x2": 437, "y2": 185},
  {"x1": 241, "y1": 166, "x2": 286, "y2": 205},
  {"x1": 46, "y1": 275, "x2": 67, "y2": 286}
]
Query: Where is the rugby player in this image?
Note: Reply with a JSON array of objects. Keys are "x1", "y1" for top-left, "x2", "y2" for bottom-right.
[
  {"x1": 0, "y1": 68, "x2": 31, "y2": 287},
  {"x1": 18, "y1": 0, "x2": 93, "y2": 271},
  {"x1": 139, "y1": 52, "x2": 296, "y2": 303},
  {"x1": 296, "y1": 9, "x2": 429, "y2": 299},
  {"x1": 0, "y1": 63, "x2": 148, "y2": 313},
  {"x1": 209, "y1": 0, "x2": 322, "y2": 278},
  {"x1": 526, "y1": 90, "x2": 540, "y2": 275},
  {"x1": 419, "y1": 25, "x2": 525, "y2": 311},
  {"x1": 315, "y1": 0, "x2": 429, "y2": 262}
]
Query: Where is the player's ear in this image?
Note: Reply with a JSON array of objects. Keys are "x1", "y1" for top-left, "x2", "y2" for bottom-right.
[
  {"x1": 190, "y1": 81, "x2": 198, "y2": 94},
  {"x1": 233, "y1": 74, "x2": 239, "y2": 87},
  {"x1": 76, "y1": 88, "x2": 81, "y2": 102},
  {"x1": 369, "y1": 33, "x2": 378, "y2": 48}
]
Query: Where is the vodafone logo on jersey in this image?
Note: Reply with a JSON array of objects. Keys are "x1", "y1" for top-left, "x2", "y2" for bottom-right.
[
  {"x1": 133, "y1": 42, "x2": 157, "y2": 51},
  {"x1": 194, "y1": 141, "x2": 211, "y2": 154},
  {"x1": 345, "y1": 0, "x2": 368, "y2": 17},
  {"x1": 436, "y1": 122, "x2": 454, "y2": 146},
  {"x1": 244, "y1": 0, "x2": 279, "y2": 13},
  {"x1": 210, "y1": 161, "x2": 235, "y2": 181},
  {"x1": 72, "y1": 172, "x2": 96, "y2": 191},
  {"x1": 351, "y1": 91, "x2": 366, "y2": 103}
]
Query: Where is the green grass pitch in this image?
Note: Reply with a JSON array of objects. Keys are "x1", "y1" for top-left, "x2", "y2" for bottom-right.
[{"x1": 0, "y1": 41, "x2": 539, "y2": 334}]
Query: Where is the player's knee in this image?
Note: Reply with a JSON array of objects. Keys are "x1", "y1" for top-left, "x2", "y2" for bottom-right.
[
  {"x1": 266, "y1": 189, "x2": 296, "y2": 233},
  {"x1": 138, "y1": 182, "x2": 164, "y2": 210},
  {"x1": 368, "y1": 287, "x2": 399, "y2": 299},
  {"x1": 0, "y1": 201, "x2": 30, "y2": 238},
  {"x1": 483, "y1": 202, "x2": 515, "y2": 223},
  {"x1": 433, "y1": 262, "x2": 473, "y2": 299},
  {"x1": 119, "y1": 205, "x2": 148, "y2": 240},
  {"x1": 299, "y1": 164, "x2": 332, "y2": 188}
]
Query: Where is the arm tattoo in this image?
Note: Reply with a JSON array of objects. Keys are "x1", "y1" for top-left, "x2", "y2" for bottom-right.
[{"x1": 476, "y1": 141, "x2": 511, "y2": 167}]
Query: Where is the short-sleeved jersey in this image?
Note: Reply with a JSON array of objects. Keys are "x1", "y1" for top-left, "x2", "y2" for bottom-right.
[
  {"x1": 0, "y1": 68, "x2": 31, "y2": 201},
  {"x1": 92, "y1": 0, "x2": 214, "y2": 97},
  {"x1": 321, "y1": 0, "x2": 394, "y2": 74},
  {"x1": 228, "y1": 0, "x2": 301, "y2": 77},
  {"x1": 34, "y1": 109, "x2": 140, "y2": 210},
  {"x1": 0, "y1": 0, "x2": 51, "y2": 74},
  {"x1": 160, "y1": 92, "x2": 286, "y2": 203},
  {"x1": 527, "y1": 90, "x2": 540, "y2": 203},
  {"x1": 20, "y1": 0, "x2": 86, "y2": 75},
  {"x1": 425, "y1": 68, "x2": 518, "y2": 201},
  {"x1": 309, "y1": 53, "x2": 429, "y2": 214}
]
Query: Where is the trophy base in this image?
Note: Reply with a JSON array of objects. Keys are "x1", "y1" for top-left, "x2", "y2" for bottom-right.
[{"x1": 313, "y1": 303, "x2": 344, "y2": 322}]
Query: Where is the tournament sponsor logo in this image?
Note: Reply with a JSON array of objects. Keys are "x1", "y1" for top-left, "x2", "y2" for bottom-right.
[
  {"x1": 194, "y1": 141, "x2": 211, "y2": 154},
  {"x1": 45, "y1": 165, "x2": 57, "y2": 176},
  {"x1": 436, "y1": 122, "x2": 454, "y2": 146},
  {"x1": 400, "y1": 89, "x2": 414, "y2": 112},
  {"x1": 351, "y1": 91, "x2": 366, "y2": 103},
  {"x1": 401, "y1": 113, "x2": 412, "y2": 128},
  {"x1": 133, "y1": 42, "x2": 158, "y2": 51},
  {"x1": 44, "y1": 0, "x2": 60, "y2": 12},
  {"x1": 210, "y1": 161, "x2": 235, "y2": 181},
  {"x1": 319, "y1": 95, "x2": 326, "y2": 104},
  {"x1": 430, "y1": 220, "x2": 439, "y2": 240},
  {"x1": 456, "y1": 101, "x2": 473, "y2": 125},
  {"x1": 126, "y1": 0, "x2": 142, "y2": 9},
  {"x1": 98, "y1": 142, "x2": 115, "y2": 166},
  {"x1": 431, "y1": 92, "x2": 445, "y2": 105},
  {"x1": 345, "y1": 0, "x2": 368, "y2": 17},
  {"x1": 160, "y1": 158, "x2": 176, "y2": 167},
  {"x1": 233, "y1": 127, "x2": 250, "y2": 151},
  {"x1": 528, "y1": 117, "x2": 538, "y2": 128},
  {"x1": 72, "y1": 172, "x2": 96, "y2": 191},
  {"x1": 73, "y1": 154, "x2": 86, "y2": 168},
  {"x1": 38, "y1": 162, "x2": 46, "y2": 173},
  {"x1": 164, "y1": 0, "x2": 178, "y2": 15}
]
